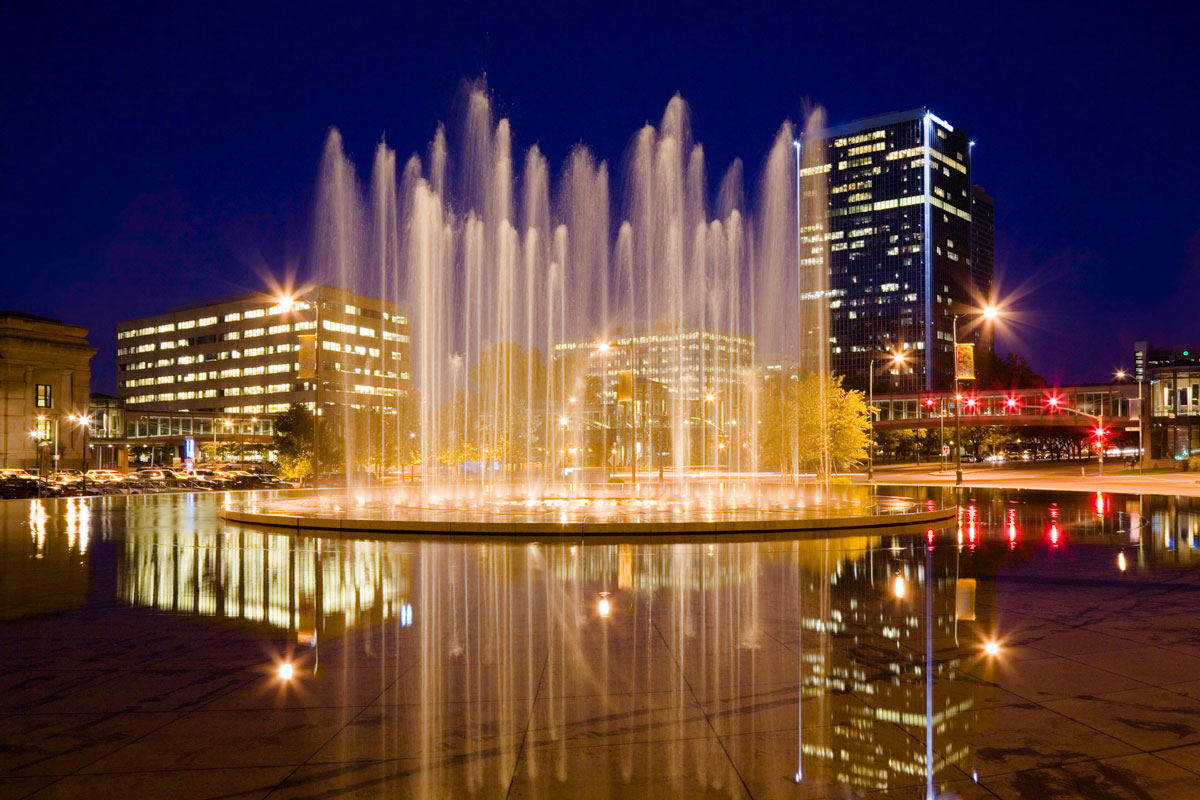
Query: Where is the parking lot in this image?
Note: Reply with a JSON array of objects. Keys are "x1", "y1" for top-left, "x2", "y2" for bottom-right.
[{"x1": 0, "y1": 466, "x2": 297, "y2": 499}]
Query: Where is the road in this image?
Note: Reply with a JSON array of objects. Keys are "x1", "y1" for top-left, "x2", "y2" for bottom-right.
[{"x1": 868, "y1": 461, "x2": 1200, "y2": 498}]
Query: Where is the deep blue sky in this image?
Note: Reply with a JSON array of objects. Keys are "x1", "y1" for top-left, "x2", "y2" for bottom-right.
[{"x1": 3, "y1": 2, "x2": 1197, "y2": 392}]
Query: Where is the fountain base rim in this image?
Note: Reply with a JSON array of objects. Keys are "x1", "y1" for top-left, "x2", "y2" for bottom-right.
[{"x1": 218, "y1": 504, "x2": 956, "y2": 537}]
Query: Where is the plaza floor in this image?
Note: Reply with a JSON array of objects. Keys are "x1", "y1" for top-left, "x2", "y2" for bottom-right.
[{"x1": 2, "y1": 489, "x2": 1200, "y2": 798}]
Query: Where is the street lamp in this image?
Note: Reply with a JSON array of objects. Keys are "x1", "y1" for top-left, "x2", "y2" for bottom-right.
[
  {"x1": 868, "y1": 347, "x2": 908, "y2": 481},
  {"x1": 68, "y1": 413, "x2": 92, "y2": 472},
  {"x1": 1116, "y1": 368, "x2": 1143, "y2": 472},
  {"x1": 952, "y1": 304, "x2": 1003, "y2": 486}
]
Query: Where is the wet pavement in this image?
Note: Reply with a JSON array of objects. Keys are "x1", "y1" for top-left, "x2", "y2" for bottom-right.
[{"x1": 2, "y1": 488, "x2": 1200, "y2": 798}]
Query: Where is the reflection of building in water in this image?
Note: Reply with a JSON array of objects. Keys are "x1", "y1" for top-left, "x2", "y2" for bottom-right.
[
  {"x1": 803, "y1": 543, "x2": 985, "y2": 792},
  {"x1": 0, "y1": 499, "x2": 91, "y2": 620},
  {"x1": 119, "y1": 528, "x2": 411, "y2": 638}
]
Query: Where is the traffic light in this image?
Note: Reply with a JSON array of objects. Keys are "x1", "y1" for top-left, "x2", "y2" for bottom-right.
[
  {"x1": 923, "y1": 396, "x2": 937, "y2": 409},
  {"x1": 1004, "y1": 396, "x2": 1019, "y2": 412},
  {"x1": 1044, "y1": 393, "x2": 1063, "y2": 410},
  {"x1": 964, "y1": 395, "x2": 979, "y2": 411}
]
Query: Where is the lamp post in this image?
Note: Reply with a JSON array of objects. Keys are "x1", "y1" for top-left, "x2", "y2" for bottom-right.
[
  {"x1": 868, "y1": 348, "x2": 908, "y2": 481},
  {"x1": 1116, "y1": 369, "x2": 1144, "y2": 473},
  {"x1": 951, "y1": 304, "x2": 1001, "y2": 486},
  {"x1": 69, "y1": 413, "x2": 91, "y2": 472}
]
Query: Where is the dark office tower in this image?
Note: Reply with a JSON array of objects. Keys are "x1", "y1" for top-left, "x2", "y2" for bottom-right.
[
  {"x1": 802, "y1": 109, "x2": 973, "y2": 392},
  {"x1": 970, "y1": 185, "x2": 995, "y2": 303}
]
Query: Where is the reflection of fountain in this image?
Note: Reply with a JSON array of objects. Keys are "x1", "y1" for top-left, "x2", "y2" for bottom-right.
[{"x1": 306, "y1": 83, "x2": 845, "y2": 523}]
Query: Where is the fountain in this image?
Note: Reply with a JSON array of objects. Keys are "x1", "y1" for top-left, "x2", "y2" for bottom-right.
[{"x1": 220, "y1": 84, "x2": 955, "y2": 534}]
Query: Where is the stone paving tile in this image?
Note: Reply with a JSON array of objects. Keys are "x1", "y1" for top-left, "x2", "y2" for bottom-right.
[
  {"x1": 267, "y1": 755, "x2": 516, "y2": 799},
  {"x1": 956, "y1": 654, "x2": 1151, "y2": 702},
  {"x1": 524, "y1": 688, "x2": 711, "y2": 749},
  {"x1": 1071, "y1": 645, "x2": 1200, "y2": 687},
  {"x1": 701, "y1": 687, "x2": 870, "y2": 738},
  {"x1": 918, "y1": 703, "x2": 1137, "y2": 778},
  {"x1": 203, "y1": 666, "x2": 395, "y2": 711},
  {"x1": 0, "y1": 777, "x2": 58, "y2": 800},
  {"x1": 862, "y1": 778, "x2": 1001, "y2": 799},
  {"x1": 510, "y1": 736, "x2": 748, "y2": 799},
  {"x1": 307, "y1": 700, "x2": 532, "y2": 762},
  {"x1": 79, "y1": 707, "x2": 359, "y2": 773},
  {"x1": 34, "y1": 668, "x2": 251, "y2": 714},
  {"x1": 1151, "y1": 742, "x2": 1200, "y2": 776},
  {"x1": 979, "y1": 752, "x2": 1200, "y2": 799},
  {"x1": 720, "y1": 726, "x2": 970, "y2": 799},
  {"x1": 1042, "y1": 687, "x2": 1200, "y2": 752},
  {"x1": 24, "y1": 766, "x2": 293, "y2": 800},
  {"x1": 0, "y1": 711, "x2": 181, "y2": 776}
]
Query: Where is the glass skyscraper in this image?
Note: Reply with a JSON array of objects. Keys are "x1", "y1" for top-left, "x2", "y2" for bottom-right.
[{"x1": 804, "y1": 108, "x2": 974, "y2": 392}]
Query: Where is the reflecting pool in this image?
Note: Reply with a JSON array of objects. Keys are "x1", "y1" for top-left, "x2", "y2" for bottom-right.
[{"x1": 3, "y1": 489, "x2": 1200, "y2": 798}]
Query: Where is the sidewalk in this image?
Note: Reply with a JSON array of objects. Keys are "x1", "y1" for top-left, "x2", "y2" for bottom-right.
[{"x1": 867, "y1": 463, "x2": 1200, "y2": 498}]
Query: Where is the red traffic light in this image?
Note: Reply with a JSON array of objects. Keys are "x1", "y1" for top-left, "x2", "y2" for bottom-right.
[
  {"x1": 964, "y1": 395, "x2": 979, "y2": 410},
  {"x1": 1044, "y1": 393, "x2": 1063, "y2": 409},
  {"x1": 1004, "y1": 396, "x2": 1019, "y2": 411},
  {"x1": 923, "y1": 396, "x2": 936, "y2": 408}
]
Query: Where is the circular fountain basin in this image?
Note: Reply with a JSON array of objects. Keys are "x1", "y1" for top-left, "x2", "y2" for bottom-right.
[{"x1": 219, "y1": 483, "x2": 956, "y2": 537}]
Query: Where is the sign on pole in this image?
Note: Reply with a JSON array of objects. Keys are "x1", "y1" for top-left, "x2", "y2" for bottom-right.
[{"x1": 955, "y1": 343, "x2": 976, "y2": 381}]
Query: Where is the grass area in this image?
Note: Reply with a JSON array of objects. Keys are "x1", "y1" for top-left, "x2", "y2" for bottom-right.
[{"x1": 1113, "y1": 467, "x2": 1184, "y2": 475}]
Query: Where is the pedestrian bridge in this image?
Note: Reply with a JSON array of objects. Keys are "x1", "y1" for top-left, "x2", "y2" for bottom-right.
[{"x1": 871, "y1": 384, "x2": 1140, "y2": 432}]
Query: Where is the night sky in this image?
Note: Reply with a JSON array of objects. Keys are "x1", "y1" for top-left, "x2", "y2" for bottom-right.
[{"x1": 3, "y1": 3, "x2": 1197, "y2": 393}]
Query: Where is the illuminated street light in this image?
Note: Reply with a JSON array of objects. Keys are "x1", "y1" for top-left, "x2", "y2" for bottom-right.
[
  {"x1": 983, "y1": 640, "x2": 1000, "y2": 657},
  {"x1": 279, "y1": 662, "x2": 294, "y2": 680},
  {"x1": 868, "y1": 346, "x2": 908, "y2": 481}
]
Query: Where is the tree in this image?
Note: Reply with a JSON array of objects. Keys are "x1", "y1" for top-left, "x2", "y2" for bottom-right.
[
  {"x1": 758, "y1": 371, "x2": 872, "y2": 479},
  {"x1": 975, "y1": 351, "x2": 1045, "y2": 390},
  {"x1": 271, "y1": 403, "x2": 344, "y2": 479}
]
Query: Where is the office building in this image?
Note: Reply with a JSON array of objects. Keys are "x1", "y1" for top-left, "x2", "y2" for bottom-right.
[
  {"x1": 970, "y1": 185, "x2": 995, "y2": 303},
  {"x1": 0, "y1": 311, "x2": 95, "y2": 471},
  {"x1": 116, "y1": 285, "x2": 411, "y2": 416},
  {"x1": 804, "y1": 108, "x2": 974, "y2": 392},
  {"x1": 553, "y1": 327, "x2": 754, "y2": 407}
]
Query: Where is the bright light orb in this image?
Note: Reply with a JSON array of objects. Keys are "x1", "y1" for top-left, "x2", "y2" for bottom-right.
[
  {"x1": 279, "y1": 662, "x2": 295, "y2": 680},
  {"x1": 984, "y1": 640, "x2": 1000, "y2": 657},
  {"x1": 891, "y1": 574, "x2": 906, "y2": 599},
  {"x1": 1117, "y1": 552, "x2": 1127, "y2": 572}
]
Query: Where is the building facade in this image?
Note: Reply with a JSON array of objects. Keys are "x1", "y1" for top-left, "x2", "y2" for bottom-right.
[
  {"x1": 553, "y1": 327, "x2": 754, "y2": 407},
  {"x1": 116, "y1": 285, "x2": 411, "y2": 416},
  {"x1": 805, "y1": 108, "x2": 974, "y2": 392},
  {"x1": 0, "y1": 312, "x2": 95, "y2": 471},
  {"x1": 969, "y1": 185, "x2": 995, "y2": 303},
  {"x1": 1136, "y1": 341, "x2": 1200, "y2": 463}
]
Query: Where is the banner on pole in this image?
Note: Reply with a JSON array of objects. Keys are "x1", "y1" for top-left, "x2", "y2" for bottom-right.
[
  {"x1": 297, "y1": 335, "x2": 317, "y2": 380},
  {"x1": 955, "y1": 343, "x2": 976, "y2": 381}
]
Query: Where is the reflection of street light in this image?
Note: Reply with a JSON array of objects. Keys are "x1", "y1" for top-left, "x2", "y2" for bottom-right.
[
  {"x1": 891, "y1": 572, "x2": 906, "y2": 599},
  {"x1": 597, "y1": 592, "x2": 612, "y2": 618},
  {"x1": 868, "y1": 347, "x2": 908, "y2": 481}
]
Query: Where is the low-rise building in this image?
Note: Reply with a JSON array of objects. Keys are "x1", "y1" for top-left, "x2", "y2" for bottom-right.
[
  {"x1": 0, "y1": 312, "x2": 95, "y2": 471},
  {"x1": 1136, "y1": 341, "x2": 1200, "y2": 463},
  {"x1": 115, "y1": 284, "x2": 411, "y2": 416}
]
